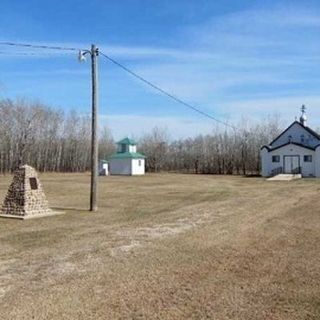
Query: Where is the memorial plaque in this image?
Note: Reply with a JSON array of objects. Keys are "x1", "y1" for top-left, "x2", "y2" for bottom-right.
[{"x1": 29, "y1": 177, "x2": 38, "y2": 190}]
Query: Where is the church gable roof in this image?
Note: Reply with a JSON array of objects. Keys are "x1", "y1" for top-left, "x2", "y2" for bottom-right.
[
  {"x1": 304, "y1": 125, "x2": 320, "y2": 140},
  {"x1": 269, "y1": 121, "x2": 320, "y2": 147},
  {"x1": 262, "y1": 141, "x2": 317, "y2": 152}
]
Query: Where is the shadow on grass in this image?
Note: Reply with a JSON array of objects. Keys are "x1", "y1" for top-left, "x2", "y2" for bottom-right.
[
  {"x1": 244, "y1": 174, "x2": 262, "y2": 178},
  {"x1": 51, "y1": 206, "x2": 89, "y2": 212}
]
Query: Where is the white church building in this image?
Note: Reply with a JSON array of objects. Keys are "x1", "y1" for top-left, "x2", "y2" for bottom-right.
[
  {"x1": 261, "y1": 106, "x2": 320, "y2": 177},
  {"x1": 108, "y1": 138, "x2": 146, "y2": 175}
]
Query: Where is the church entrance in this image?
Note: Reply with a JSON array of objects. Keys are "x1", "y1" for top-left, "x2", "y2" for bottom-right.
[{"x1": 284, "y1": 156, "x2": 300, "y2": 174}]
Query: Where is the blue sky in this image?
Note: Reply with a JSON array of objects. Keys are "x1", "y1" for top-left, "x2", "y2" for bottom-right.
[{"x1": 1, "y1": 0, "x2": 320, "y2": 139}]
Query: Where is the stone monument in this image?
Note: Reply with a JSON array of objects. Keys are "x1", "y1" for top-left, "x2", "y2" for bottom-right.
[{"x1": 0, "y1": 165, "x2": 63, "y2": 219}]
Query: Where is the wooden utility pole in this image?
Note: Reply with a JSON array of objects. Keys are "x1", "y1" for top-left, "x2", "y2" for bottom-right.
[{"x1": 90, "y1": 44, "x2": 99, "y2": 211}]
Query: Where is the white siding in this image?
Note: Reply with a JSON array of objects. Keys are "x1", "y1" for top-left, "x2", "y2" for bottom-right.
[
  {"x1": 271, "y1": 122, "x2": 320, "y2": 148},
  {"x1": 129, "y1": 145, "x2": 137, "y2": 153},
  {"x1": 99, "y1": 162, "x2": 109, "y2": 175},
  {"x1": 300, "y1": 154, "x2": 315, "y2": 177},
  {"x1": 109, "y1": 158, "x2": 145, "y2": 175},
  {"x1": 109, "y1": 159, "x2": 132, "y2": 175},
  {"x1": 261, "y1": 144, "x2": 316, "y2": 177},
  {"x1": 131, "y1": 159, "x2": 145, "y2": 175},
  {"x1": 261, "y1": 148, "x2": 269, "y2": 177},
  {"x1": 315, "y1": 147, "x2": 320, "y2": 177},
  {"x1": 117, "y1": 144, "x2": 137, "y2": 153}
]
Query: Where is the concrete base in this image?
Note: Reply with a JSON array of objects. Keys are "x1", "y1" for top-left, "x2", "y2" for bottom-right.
[
  {"x1": 0, "y1": 211, "x2": 65, "y2": 220},
  {"x1": 267, "y1": 174, "x2": 302, "y2": 181}
]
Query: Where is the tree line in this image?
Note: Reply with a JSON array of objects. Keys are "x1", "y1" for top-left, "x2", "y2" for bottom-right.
[
  {"x1": 0, "y1": 98, "x2": 282, "y2": 175},
  {"x1": 0, "y1": 99, "x2": 114, "y2": 173},
  {"x1": 139, "y1": 117, "x2": 282, "y2": 175}
]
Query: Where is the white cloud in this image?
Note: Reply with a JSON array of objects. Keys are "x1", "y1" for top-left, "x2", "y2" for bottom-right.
[
  {"x1": 3, "y1": 4, "x2": 320, "y2": 138},
  {"x1": 99, "y1": 94, "x2": 320, "y2": 140},
  {"x1": 221, "y1": 95, "x2": 320, "y2": 127},
  {"x1": 100, "y1": 114, "x2": 219, "y2": 140}
]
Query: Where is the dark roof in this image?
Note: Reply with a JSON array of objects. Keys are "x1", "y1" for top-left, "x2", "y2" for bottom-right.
[
  {"x1": 269, "y1": 121, "x2": 320, "y2": 146},
  {"x1": 117, "y1": 137, "x2": 136, "y2": 145},
  {"x1": 304, "y1": 125, "x2": 320, "y2": 140},
  {"x1": 109, "y1": 152, "x2": 146, "y2": 159},
  {"x1": 261, "y1": 141, "x2": 317, "y2": 152}
]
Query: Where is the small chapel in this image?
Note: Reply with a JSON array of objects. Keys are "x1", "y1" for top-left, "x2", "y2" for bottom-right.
[
  {"x1": 108, "y1": 138, "x2": 146, "y2": 175},
  {"x1": 261, "y1": 106, "x2": 320, "y2": 177}
]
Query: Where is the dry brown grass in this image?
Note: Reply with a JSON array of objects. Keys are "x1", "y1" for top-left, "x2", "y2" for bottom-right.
[{"x1": 0, "y1": 173, "x2": 319, "y2": 319}]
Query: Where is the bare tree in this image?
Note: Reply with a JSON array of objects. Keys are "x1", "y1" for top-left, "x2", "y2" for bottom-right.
[
  {"x1": 140, "y1": 127, "x2": 169, "y2": 172},
  {"x1": 0, "y1": 98, "x2": 283, "y2": 176}
]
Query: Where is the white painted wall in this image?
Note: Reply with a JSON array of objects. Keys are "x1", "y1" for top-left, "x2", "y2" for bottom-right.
[
  {"x1": 109, "y1": 158, "x2": 145, "y2": 175},
  {"x1": 271, "y1": 122, "x2": 320, "y2": 148},
  {"x1": 129, "y1": 145, "x2": 137, "y2": 153},
  {"x1": 102, "y1": 163, "x2": 109, "y2": 175},
  {"x1": 99, "y1": 162, "x2": 109, "y2": 175},
  {"x1": 109, "y1": 159, "x2": 132, "y2": 175},
  {"x1": 261, "y1": 144, "x2": 316, "y2": 177},
  {"x1": 261, "y1": 148, "x2": 269, "y2": 177},
  {"x1": 131, "y1": 159, "x2": 145, "y2": 175},
  {"x1": 315, "y1": 146, "x2": 320, "y2": 177},
  {"x1": 117, "y1": 144, "x2": 137, "y2": 153}
]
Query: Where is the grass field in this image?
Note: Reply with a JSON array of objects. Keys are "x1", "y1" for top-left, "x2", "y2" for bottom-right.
[{"x1": 0, "y1": 173, "x2": 319, "y2": 319}]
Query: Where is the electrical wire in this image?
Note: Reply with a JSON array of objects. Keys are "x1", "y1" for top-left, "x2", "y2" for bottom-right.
[
  {"x1": 0, "y1": 41, "x2": 237, "y2": 130},
  {"x1": 0, "y1": 51, "x2": 71, "y2": 57},
  {"x1": 0, "y1": 41, "x2": 81, "y2": 51},
  {"x1": 100, "y1": 52, "x2": 236, "y2": 130}
]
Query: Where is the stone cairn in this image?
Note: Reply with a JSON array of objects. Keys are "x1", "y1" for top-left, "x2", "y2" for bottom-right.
[{"x1": 0, "y1": 165, "x2": 61, "y2": 219}]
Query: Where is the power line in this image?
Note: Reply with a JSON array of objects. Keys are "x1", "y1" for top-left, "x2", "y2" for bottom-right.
[
  {"x1": 0, "y1": 51, "x2": 70, "y2": 57},
  {"x1": 0, "y1": 41, "x2": 81, "y2": 51},
  {"x1": 0, "y1": 41, "x2": 237, "y2": 130},
  {"x1": 99, "y1": 52, "x2": 237, "y2": 130}
]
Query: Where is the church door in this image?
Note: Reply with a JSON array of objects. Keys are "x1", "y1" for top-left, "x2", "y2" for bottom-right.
[{"x1": 284, "y1": 156, "x2": 300, "y2": 173}]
